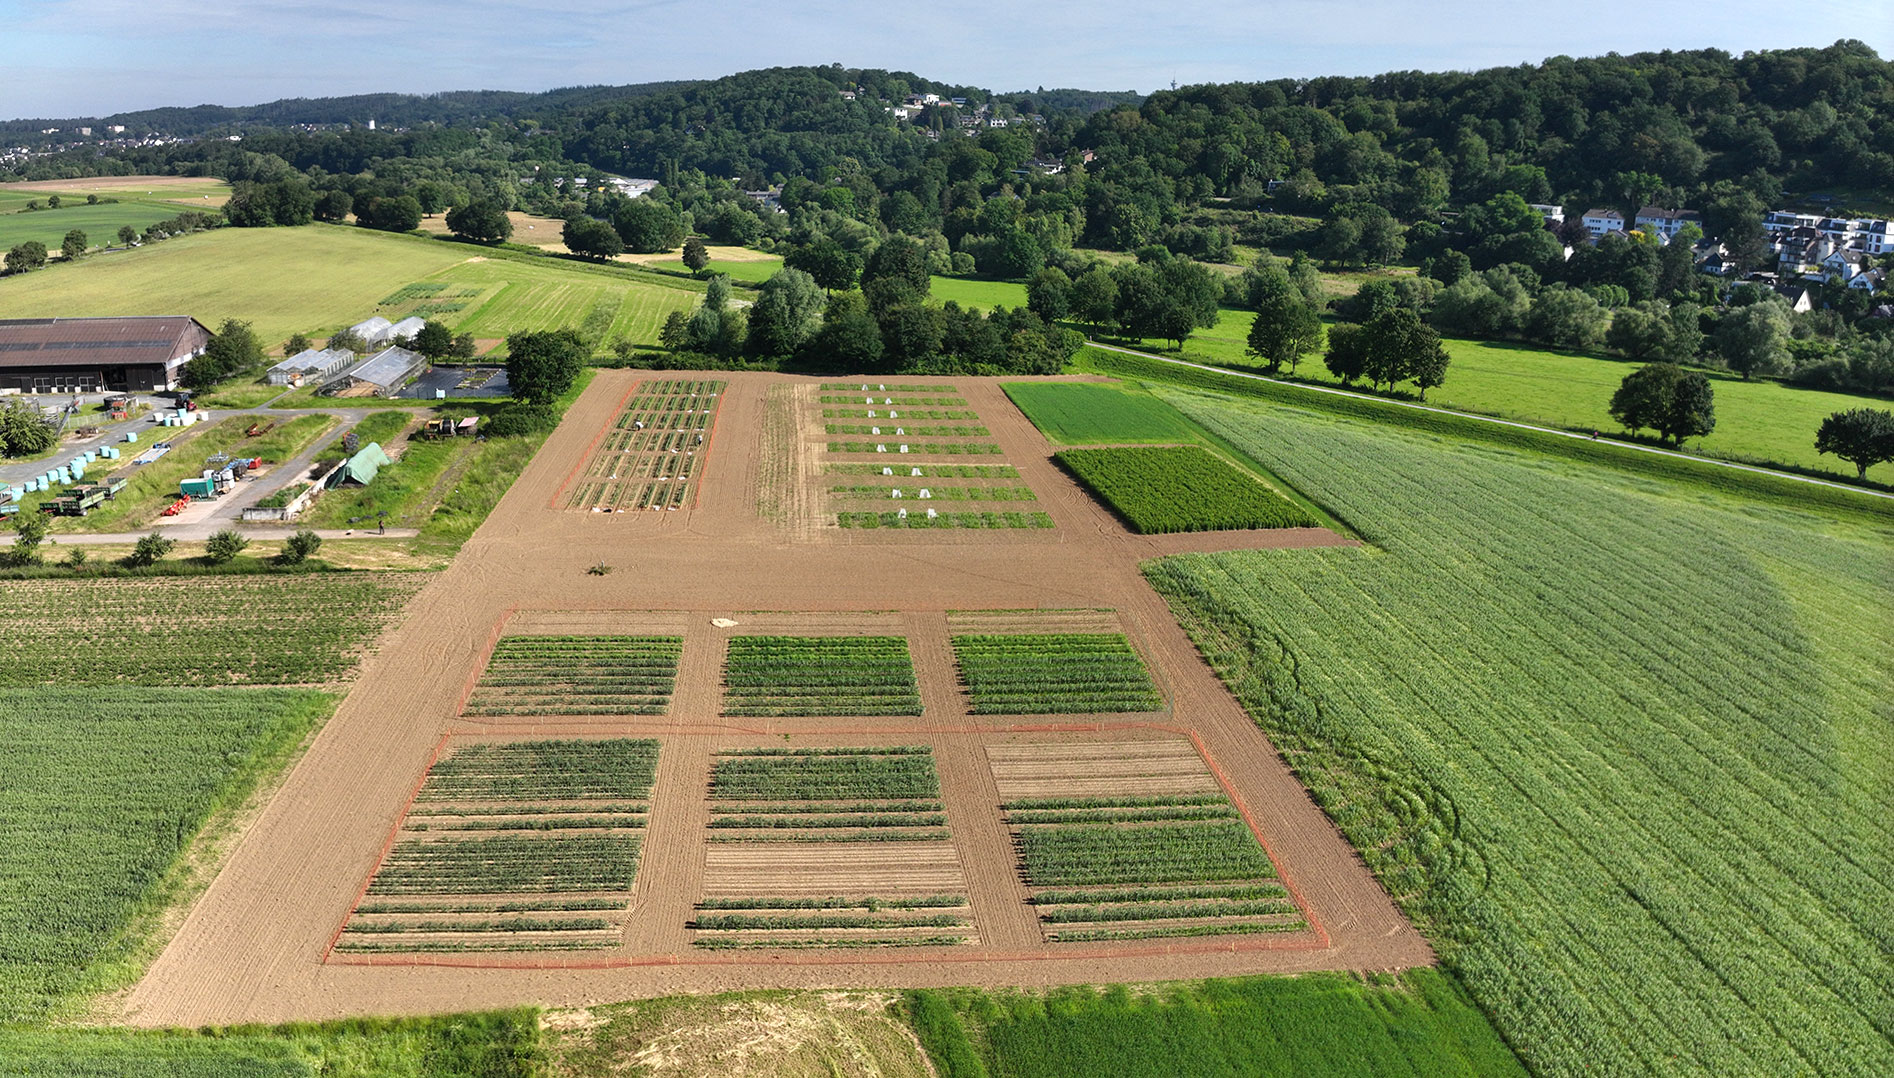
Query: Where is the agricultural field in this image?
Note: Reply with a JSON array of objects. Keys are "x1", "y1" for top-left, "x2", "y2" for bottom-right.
[
  {"x1": 0, "y1": 688, "x2": 333, "y2": 1022},
  {"x1": 0, "y1": 225, "x2": 701, "y2": 351},
  {"x1": 909, "y1": 970, "x2": 1527, "y2": 1078},
  {"x1": 335, "y1": 739, "x2": 659, "y2": 954},
  {"x1": 696, "y1": 747, "x2": 973, "y2": 949},
  {"x1": 813, "y1": 383, "x2": 1052, "y2": 530},
  {"x1": 952, "y1": 633, "x2": 1164, "y2": 714},
  {"x1": 464, "y1": 636, "x2": 683, "y2": 716},
  {"x1": 1001, "y1": 381, "x2": 1207, "y2": 444},
  {"x1": 720, "y1": 636, "x2": 923, "y2": 716},
  {"x1": 990, "y1": 741, "x2": 1304, "y2": 942},
  {"x1": 0, "y1": 574, "x2": 426, "y2": 685},
  {"x1": 1143, "y1": 386, "x2": 1894, "y2": 1075},
  {"x1": 1056, "y1": 446, "x2": 1317, "y2": 533},
  {"x1": 0, "y1": 201, "x2": 201, "y2": 252},
  {"x1": 560, "y1": 379, "x2": 723, "y2": 512},
  {"x1": 1152, "y1": 307, "x2": 1892, "y2": 479}
]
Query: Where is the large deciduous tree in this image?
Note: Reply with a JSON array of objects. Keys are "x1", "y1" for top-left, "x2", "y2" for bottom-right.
[
  {"x1": 504, "y1": 329, "x2": 589, "y2": 405},
  {"x1": 1813, "y1": 408, "x2": 1894, "y2": 480},
  {"x1": 745, "y1": 268, "x2": 825, "y2": 358},
  {"x1": 1244, "y1": 267, "x2": 1324, "y2": 374},
  {"x1": 1609, "y1": 362, "x2": 1716, "y2": 447},
  {"x1": 562, "y1": 216, "x2": 624, "y2": 260},
  {"x1": 1715, "y1": 299, "x2": 1791, "y2": 380},
  {"x1": 445, "y1": 200, "x2": 512, "y2": 244},
  {"x1": 613, "y1": 198, "x2": 685, "y2": 253}
]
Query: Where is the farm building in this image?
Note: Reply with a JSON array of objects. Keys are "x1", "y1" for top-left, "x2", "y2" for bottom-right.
[
  {"x1": 0, "y1": 316, "x2": 211, "y2": 393},
  {"x1": 347, "y1": 316, "x2": 395, "y2": 345},
  {"x1": 386, "y1": 316, "x2": 427, "y2": 341},
  {"x1": 334, "y1": 346, "x2": 425, "y2": 397},
  {"x1": 326, "y1": 442, "x2": 392, "y2": 488},
  {"x1": 265, "y1": 347, "x2": 356, "y2": 386}
]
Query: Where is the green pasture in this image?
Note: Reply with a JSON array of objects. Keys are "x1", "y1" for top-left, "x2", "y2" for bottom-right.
[
  {"x1": 0, "y1": 225, "x2": 702, "y2": 354},
  {"x1": 928, "y1": 275, "x2": 1028, "y2": 311},
  {"x1": 0, "y1": 688, "x2": 334, "y2": 1022},
  {"x1": 1118, "y1": 306, "x2": 1892, "y2": 479},
  {"x1": 0, "y1": 202, "x2": 192, "y2": 251},
  {"x1": 909, "y1": 971, "x2": 1524, "y2": 1077},
  {"x1": 1002, "y1": 381, "x2": 1205, "y2": 444},
  {"x1": 1143, "y1": 386, "x2": 1894, "y2": 1076}
]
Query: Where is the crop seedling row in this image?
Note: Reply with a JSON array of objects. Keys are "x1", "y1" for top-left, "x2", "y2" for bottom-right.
[{"x1": 565, "y1": 378, "x2": 724, "y2": 512}]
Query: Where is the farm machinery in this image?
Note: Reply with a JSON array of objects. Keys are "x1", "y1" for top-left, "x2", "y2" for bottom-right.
[{"x1": 42, "y1": 477, "x2": 129, "y2": 517}]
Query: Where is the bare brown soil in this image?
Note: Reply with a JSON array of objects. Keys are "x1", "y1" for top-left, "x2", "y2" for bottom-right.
[{"x1": 120, "y1": 371, "x2": 1426, "y2": 1026}]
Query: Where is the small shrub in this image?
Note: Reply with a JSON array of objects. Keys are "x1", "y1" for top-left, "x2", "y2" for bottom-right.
[
  {"x1": 125, "y1": 532, "x2": 175, "y2": 568},
  {"x1": 62, "y1": 547, "x2": 87, "y2": 570},
  {"x1": 482, "y1": 403, "x2": 557, "y2": 438},
  {"x1": 278, "y1": 529, "x2": 322, "y2": 565},
  {"x1": 204, "y1": 529, "x2": 249, "y2": 564}
]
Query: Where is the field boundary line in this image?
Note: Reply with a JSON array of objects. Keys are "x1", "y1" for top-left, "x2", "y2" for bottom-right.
[
  {"x1": 1088, "y1": 341, "x2": 1894, "y2": 503},
  {"x1": 688, "y1": 379, "x2": 726, "y2": 512},
  {"x1": 550, "y1": 375, "x2": 643, "y2": 509},
  {"x1": 321, "y1": 731, "x2": 451, "y2": 962},
  {"x1": 453, "y1": 605, "x2": 521, "y2": 717}
]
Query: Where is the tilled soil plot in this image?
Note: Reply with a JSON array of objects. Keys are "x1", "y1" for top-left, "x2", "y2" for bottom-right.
[{"x1": 122, "y1": 371, "x2": 1425, "y2": 1027}]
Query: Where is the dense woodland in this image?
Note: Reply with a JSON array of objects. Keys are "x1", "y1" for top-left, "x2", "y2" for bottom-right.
[{"x1": 6, "y1": 45, "x2": 1893, "y2": 389}]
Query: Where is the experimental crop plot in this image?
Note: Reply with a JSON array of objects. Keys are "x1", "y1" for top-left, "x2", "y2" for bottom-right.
[
  {"x1": 989, "y1": 740, "x2": 1306, "y2": 943},
  {"x1": 720, "y1": 636, "x2": 923, "y2": 716},
  {"x1": 810, "y1": 382, "x2": 1053, "y2": 530},
  {"x1": 694, "y1": 747, "x2": 974, "y2": 949},
  {"x1": 952, "y1": 632, "x2": 1164, "y2": 715},
  {"x1": 1055, "y1": 445, "x2": 1316, "y2": 533},
  {"x1": 564, "y1": 379, "x2": 724, "y2": 512},
  {"x1": 334, "y1": 739, "x2": 658, "y2": 954},
  {"x1": 464, "y1": 635, "x2": 683, "y2": 717}
]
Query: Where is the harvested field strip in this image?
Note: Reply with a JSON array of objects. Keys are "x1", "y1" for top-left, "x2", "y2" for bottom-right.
[
  {"x1": 564, "y1": 378, "x2": 723, "y2": 511},
  {"x1": 464, "y1": 636, "x2": 682, "y2": 717},
  {"x1": 947, "y1": 608, "x2": 1121, "y2": 634},
  {"x1": 720, "y1": 637, "x2": 923, "y2": 717},
  {"x1": 415, "y1": 740, "x2": 659, "y2": 801},
  {"x1": 988, "y1": 742, "x2": 1216, "y2": 801},
  {"x1": 701, "y1": 844, "x2": 968, "y2": 894},
  {"x1": 954, "y1": 634, "x2": 1164, "y2": 715},
  {"x1": 1056, "y1": 445, "x2": 1317, "y2": 533}
]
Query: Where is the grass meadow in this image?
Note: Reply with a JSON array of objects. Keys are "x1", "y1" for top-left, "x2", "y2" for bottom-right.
[
  {"x1": 1139, "y1": 385, "x2": 1894, "y2": 1075},
  {"x1": 928, "y1": 276, "x2": 1028, "y2": 311},
  {"x1": 1002, "y1": 381, "x2": 1206, "y2": 444},
  {"x1": 1134, "y1": 307, "x2": 1890, "y2": 479},
  {"x1": 0, "y1": 225, "x2": 701, "y2": 354},
  {"x1": 0, "y1": 202, "x2": 200, "y2": 252}
]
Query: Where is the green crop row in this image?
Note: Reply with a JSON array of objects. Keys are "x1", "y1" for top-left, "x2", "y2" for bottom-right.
[
  {"x1": 354, "y1": 898, "x2": 624, "y2": 914},
  {"x1": 828, "y1": 442, "x2": 1002, "y2": 455},
  {"x1": 838, "y1": 510, "x2": 1053, "y2": 529},
  {"x1": 696, "y1": 894, "x2": 966, "y2": 910},
  {"x1": 822, "y1": 409, "x2": 978, "y2": 420},
  {"x1": 710, "y1": 749, "x2": 941, "y2": 801},
  {"x1": 721, "y1": 637, "x2": 922, "y2": 716},
  {"x1": 1055, "y1": 445, "x2": 1317, "y2": 533},
  {"x1": 706, "y1": 813, "x2": 946, "y2": 829},
  {"x1": 1015, "y1": 821, "x2": 1277, "y2": 887},
  {"x1": 366, "y1": 833, "x2": 642, "y2": 895},
  {"x1": 827, "y1": 463, "x2": 1020, "y2": 478},
  {"x1": 416, "y1": 739, "x2": 659, "y2": 802},
  {"x1": 694, "y1": 935, "x2": 970, "y2": 950},
  {"x1": 830, "y1": 485, "x2": 1037, "y2": 502},
  {"x1": 342, "y1": 917, "x2": 611, "y2": 934},
  {"x1": 819, "y1": 383, "x2": 958, "y2": 392},
  {"x1": 404, "y1": 814, "x2": 644, "y2": 832},
  {"x1": 466, "y1": 637, "x2": 682, "y2": 717},
  {"x1": 1038, "y1": 897, "x2": 1300, "y2": 924},
  {"x1": 692, "y1": 912, "x2": 967, "y2": 930},
  {"x1": 952, "y1": 634, "x2": 1164, "y2": 714},
  {"x1": 826, "y1": 424, "x2": 990, "y2": 437}
]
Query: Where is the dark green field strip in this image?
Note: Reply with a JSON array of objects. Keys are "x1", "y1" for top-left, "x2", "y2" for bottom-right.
[
  {"x1": 1015, "y1": 821, "x2": 1277, "y2": 887},
  {"x1": 709, "y1": 748, "x2": 940, "y2": 801},
  {"x1": 1056, "y1": 445, "x2": 1318, "y2": 533},
  {"x1": 415, "y1": 740, "x2": 659, "y2": 802},
  {"x1": 721, "y1": 637, "x2": 923, "y2": 717},
  {"x1": 837, "y1": 510, "x2": 1054, "y2": 529},
  {"x1": 354, "y1": 897, "x2": 625, "y2": 914},
  {"x1": 405, "y1": 802, "x2": 648, "y2": 816},
  {"x1": 1038, "y1": 897, "x2": 1300, "y2": 924},
  {"x1": 1031, "y1": 882, "x2": 1287, "y2": 905},
  {"x1": 466, "y1": 637, "x2": 682, "y2": 716},
  {"x1": 403, "y1": 814, "x2": 645, "y2": 832},
  {"x1": 710, "y1": 799, "x2": 941, "y2": 814},
  {"x1": 953, "y1": 634, "x2": 1165, "y2": 715},
  {"x1": 333, "y1": 937, "x2": 608, "y2": 953},
  {"x1": 692, "y1": 912, "x2": 968, "y2": 930},
  {"x1": 703, "y1": 829, "x2": 952, "y2": 843},
  {"x1": 366, "y1": 833, "x2": 642, "y2": 895},
  {"x1": 342, "y1": 916, "x2": 612, "y2": 934}
]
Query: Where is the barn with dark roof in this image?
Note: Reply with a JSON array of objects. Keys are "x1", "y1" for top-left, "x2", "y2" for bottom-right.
[{"x1": 0, "y1": 316, "x2": 212, "y2": 393}]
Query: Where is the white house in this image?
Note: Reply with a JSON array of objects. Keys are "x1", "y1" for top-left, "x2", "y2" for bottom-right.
[
  {"x1": 1581, "y1": 209, "x2": 1625, "y2": 239},
  {"x1": 1634, "y1": 206, "x2": 1702, "y2": 244}
]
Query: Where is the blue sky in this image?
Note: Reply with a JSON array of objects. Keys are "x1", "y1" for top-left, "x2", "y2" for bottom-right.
[{"x1": 0, "y1": 0, "x2": 1885, "y2": 118}]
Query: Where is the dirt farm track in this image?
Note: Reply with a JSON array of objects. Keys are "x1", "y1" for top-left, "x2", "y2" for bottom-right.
[{"x1": 122, "y1": 371, "x2": 1431, "y2": 1026}]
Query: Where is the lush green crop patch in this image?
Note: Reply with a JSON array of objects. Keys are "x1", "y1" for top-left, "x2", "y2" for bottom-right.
[
  {"x1": 1056, "y1": 446, "x2": 1316, "y2": 533},
  {"x1": 1003, "y1": 381, "x2": 1206, "y2": 444},
  {"x1": 464, "y1": 636, "x2": 683, "y2": 716},
  {"x1": 720, "y1": 637, "x2": 923, "y2": 716},
  {"x1": 341, "y1": 739, "x2": 658, "y2": 954},
  {"x1": 1145, "y1": 387, "x2": 1894, "y2": 1074},
  {"x1": 710, "y1": 747, "x2": 938, "y2": 800},
  {"x1": 1017, "y1": 820, "x2": 1277, "y2": 886},
  {"x1": 0, "y1": 688, "x2": 333, "y2": 1023},
  {"x1": 0, "y1": 574, "x2": 425, "y2": 686},
  {"x1": 953, "y1": 633, "x2": 1164, "y2": 714}
]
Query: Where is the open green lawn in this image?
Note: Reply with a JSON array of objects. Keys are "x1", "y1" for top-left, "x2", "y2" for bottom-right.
[
  {"x1": 0, "y1": 225, "x2": 701, "y2": 352},
  {"x1": 910, "y1": 972, "x2": 1524, "y2": 1077},
  {"x1": 0, "y1": 202, "x2": 198, "y2": 251},
  {"x1": 1002, "y1": 381, "x2": 1206, "y2": 444},
  {"x1": 0, "y1": 688, "x2": 334, "y2": 1022},
  {"x1": 928, "y1": 276, "x2": 1028, "y2": 311},
  {"x1": 1120, "y1": 308, "x2": 1894, "y2": 480},
  {"x1": 1140, "y1": 384, "x2": 1894, "y2": 1076}
]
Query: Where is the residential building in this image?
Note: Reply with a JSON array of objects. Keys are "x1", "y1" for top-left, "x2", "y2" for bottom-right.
[
  {"x1": 1581, "y1": 209, "x2": 1625, "y2": 238},
  {"x1": 1634, "y1": 206, "x2": 1702, "y2": 243},
  {"x1": 1528, "y1": 203, "x2": 1565, "y2": 225}
]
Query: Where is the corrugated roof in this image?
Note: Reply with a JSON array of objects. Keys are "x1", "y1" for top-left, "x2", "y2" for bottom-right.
[
  {"x1": 0, "y1": 316, "x2": 212, "y2": 370},
  {"x1": 348, "y1": 346, "x2": 425, "y2": 388}
]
